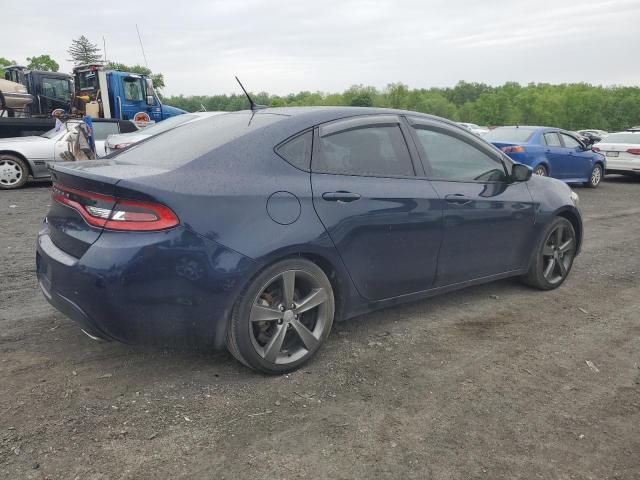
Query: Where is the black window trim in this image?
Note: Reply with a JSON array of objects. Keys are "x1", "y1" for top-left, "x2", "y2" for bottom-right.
[
  {"x1": 406, "y1": 116, "x2": 512, "y2": 184},
  {"x1": 310, "y1": 114, "x2": 421, "y2": 179}
]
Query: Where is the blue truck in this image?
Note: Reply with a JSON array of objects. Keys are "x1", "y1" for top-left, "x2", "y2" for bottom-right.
[{"x1": 73, "y1": 64, "x2": 185, "y2": 125}]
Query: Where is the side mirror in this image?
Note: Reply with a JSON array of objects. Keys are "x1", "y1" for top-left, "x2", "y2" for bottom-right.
[
  {"x1": 511, "y1": 163, "x2": 533, "y2": 182},
  {"x1": 146, "y1": 95, "x2": 154, "y2": 106}
]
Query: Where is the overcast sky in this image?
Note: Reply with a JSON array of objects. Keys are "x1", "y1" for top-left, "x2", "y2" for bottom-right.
[{"x1": 4, "y1": 0, "x2": 639, "y2": 96}]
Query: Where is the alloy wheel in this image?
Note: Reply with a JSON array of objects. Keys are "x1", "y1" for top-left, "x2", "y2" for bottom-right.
[
  {"x1": 541, "y1": 224, "x2": 576, "y2": 285},
  {"x1": 591, "y1": 165, "x2": 602, "y2": 186},
  {"x1": 249, "y1": 270, "x2": 330, "y2": 365},
  {"x1": 0, "y1": 159, "x2": 23, "y2": 187},
  {"x1": 534, "y1": 166, "x2": 547, "y2": 176}
]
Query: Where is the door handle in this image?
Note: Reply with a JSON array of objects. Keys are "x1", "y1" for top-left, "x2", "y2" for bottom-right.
[
  {"x1": 322, "y1": 191, "x2": 361, "y2": 202},
  {"x1": 445, "y1": 194, "x2": 472, "y2": 205}
]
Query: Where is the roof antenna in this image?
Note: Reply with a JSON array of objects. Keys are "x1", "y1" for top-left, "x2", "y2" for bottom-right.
[{"x1": 235, "y1": 76, "x2": 267, "y2": 111}]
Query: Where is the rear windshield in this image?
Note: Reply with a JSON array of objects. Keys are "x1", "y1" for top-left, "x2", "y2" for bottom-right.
[
  {"x1": 483, "y1": 127, "x2": 535, "y2": 143},
  {"x1": 137, "y1": 114, "x2": 198, "y2": 135},
  {"x1": 113, "y1": 112, "x2": 285, "y2": 168},
  {"x1": 601, "y1": 133, "x2": 640, "y2": 144}
]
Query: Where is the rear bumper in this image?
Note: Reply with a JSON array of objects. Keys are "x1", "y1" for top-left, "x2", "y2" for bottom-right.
[{"x1": 36, "y1": 224, "x2": 256, "y2": 349}]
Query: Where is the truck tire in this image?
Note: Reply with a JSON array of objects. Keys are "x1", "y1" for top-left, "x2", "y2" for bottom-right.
[{"x1": 0, "y1": 154, "x2": 29, "y2": 190}]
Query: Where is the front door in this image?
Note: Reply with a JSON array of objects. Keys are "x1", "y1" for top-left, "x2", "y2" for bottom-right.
[
  {"x1": 559, "y1": 132, "x2": 592, "y2": 180},
  {"x1": 310, "y1": 115, "x2": 442, "y2": 301},
  {"x1": 407, "y1": 117, "x2": 536, "y2": 286},
  {"x1": 542, "y1": 131, "x2": 566, "y2": 178}
]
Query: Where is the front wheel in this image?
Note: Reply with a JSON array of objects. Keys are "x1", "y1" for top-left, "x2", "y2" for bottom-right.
[
  {"x1": 584, "y1": 164, "x2": 603, "y2": 188},
  {"x1": 522, "y1": 217, "x2": 577, "y2": 290},
  {"x1": 0, "y1": 154, "x2": 28, "y2": 190},
  {"x1": 534, "y1": 165, "x2": 548, "y2": 177},
  {"x1": 226, "y1": 258, "x2": 335, "y2": 374}
]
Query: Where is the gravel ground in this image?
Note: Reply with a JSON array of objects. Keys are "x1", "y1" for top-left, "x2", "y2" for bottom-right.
[{"x1": 1, "y1": 176, "x2": 639, "y2": 480}]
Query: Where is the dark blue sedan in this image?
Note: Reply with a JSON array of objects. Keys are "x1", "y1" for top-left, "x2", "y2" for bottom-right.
[
  {"x1": 37, "y1": 108, "x2": 582, "y2": 374},
  {"x1": 484, "y1": 126, "x2": 606, "y2": 187}
]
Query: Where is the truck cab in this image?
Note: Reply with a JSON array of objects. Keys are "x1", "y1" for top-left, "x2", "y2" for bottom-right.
[
  {"x1": 4, "y1": 66, "x2": 72, "y2": 117},
  {"x1": 74, "y1": 65, "x2": 185, "y2": 126}
]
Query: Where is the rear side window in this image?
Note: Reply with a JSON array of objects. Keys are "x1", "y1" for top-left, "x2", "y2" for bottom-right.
[
  {"x1": 543, "y1": 132, "x2": 562, "y2": 147},
  {"x1": 275, "y1": 130, "x2": 312, "y2": 170},
  {"x1": 413, "y1": 128, "x2": 506, "y2": 182},
  {"x1": 313, "y1": 125, "x2": 414, "y2": 177}
]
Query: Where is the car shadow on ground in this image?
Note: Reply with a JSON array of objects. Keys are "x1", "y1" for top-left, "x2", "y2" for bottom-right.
[{"x1": 603, "y1": 174, "x2": 640, "y2": 184}]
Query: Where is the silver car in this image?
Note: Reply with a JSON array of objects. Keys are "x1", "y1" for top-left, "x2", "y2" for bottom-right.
[
  {"x1": 0, "y1": 119, "x2": 136, "y2": 189},
  {"x1": 105, "y1": 112, "x2": 226, "y2": 155}
]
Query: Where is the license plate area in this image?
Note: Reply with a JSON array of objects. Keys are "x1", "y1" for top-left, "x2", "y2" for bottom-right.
[{"x1": 605, "y1": 151, "x2": 619, "y2": 157}]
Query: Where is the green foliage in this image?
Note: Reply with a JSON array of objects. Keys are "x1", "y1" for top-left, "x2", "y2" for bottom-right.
[
  {"x1": 26, "y1": 54, "x2": 59, "y2": 72},
  {"x1": 0, "y1": 57, "x2": 16, "y2": 77},
  {"x1": 106, "y1": 62, "x2": 165, "y2": 91},
  {"x1": 163, "y1": 81, "x2": 640, "y2": 131},
  {"x1": 67, "y1": 36, "x2": 102, "y2": 66}
]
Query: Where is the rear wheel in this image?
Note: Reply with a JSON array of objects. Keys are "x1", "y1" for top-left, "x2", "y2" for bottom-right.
[
  {"x1": 0, "y1": 154, "x2": 28, "y2": 190},
  {"x1": 584, "y1": 164, "x2": 602, "y2": 188},
  {"x1": 227, "y1": 258, "x2": 335, "y2": 374},
  {"x1": 522, "y1": 217, "x2": 577, "y2": 290},
  {"x1": 534, "y1": 165, "x2": 548, "y2": 177}
]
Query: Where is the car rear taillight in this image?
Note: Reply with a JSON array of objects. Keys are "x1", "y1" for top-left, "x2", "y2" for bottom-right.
[
  {"x1": 52, "y1": 183, "x2": 178, "y2": 231},
  {"x1": 501, "y1": 146, "x2": 525, "y2": 153},
  {"x1": 592, "y1": 146, "x2": 600, "y2": 152},
  {"x1": 627, "y1": 148, "x2": 640, "y2": 155}
]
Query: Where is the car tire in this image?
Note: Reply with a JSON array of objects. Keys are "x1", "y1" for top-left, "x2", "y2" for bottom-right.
[
  {"x1": 226, "y1": 258, "x2": 335, "y2": 374},
  {"x1": 534, "y1": 165, "x2": 548, "y2": 177},
  {"x1": 0, "y1": 154, "x2": 29, "y2": 190},
  {"x1": 521, "y1": 217, "x2": 577, "y2": 290},
  {"x1": 584, "y1": 164, "x2": 603, "y2": 188}
]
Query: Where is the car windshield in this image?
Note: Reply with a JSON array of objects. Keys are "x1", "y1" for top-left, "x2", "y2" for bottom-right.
[
  {"x1": 114, "y1": 112, "x2": 285, "y2": 168},
  {"x1": 136, "y1": 114, "x2": 199, "y2": 136},
  {"x1": 483, "y1": 127, "x2": 535, "y2": 142},
  {"x1": 40, "y1": 122, "x2": 76, "y2": 139},
  {"x1": 602, "y1": 133, "x2": 640, "y2": 144}
]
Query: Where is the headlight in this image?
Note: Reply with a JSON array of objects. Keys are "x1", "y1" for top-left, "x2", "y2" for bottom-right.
[{"x1": 570, "y1": 190, "x2": 579, "y2": 206}]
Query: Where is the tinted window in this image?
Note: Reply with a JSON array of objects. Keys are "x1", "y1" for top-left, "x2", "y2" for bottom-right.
[
  {"x1": 413, "y1": 128, "x2": 506, "y2": 182},
  {"x1": 483, "y1": 127, "x2": 535, "y2": 143},
  {"x1": 276, "y1": 130, "x2": 312, "y2": 170},
  {"x1": 314, "y1": 125, "x2": 414, "y2": 177},
  {"x1": 92, "y1": 122, "x2": 119, "y2": 140},
  {"x1": 561, "y1": 133, "x2": 580, "y2": 148},
  {"x1": 543, "y1": 132, "x2": 562, "y2": 147},
  {"x1": 114, "y1": 112, "x2": 283, "y2": 168}
]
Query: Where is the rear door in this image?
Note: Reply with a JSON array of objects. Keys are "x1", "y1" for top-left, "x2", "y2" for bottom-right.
[
  {"x1": 542, "y1": 131, "x2": 566, "y2": 177},
  {"x1": 559, "y1": 132, "x2": 591, "y2": 179},
  {"x1": 407, "y1": 117, "x2": 536, "y2": 286},
  {"x1": 311, "y1": 115, "x2": 442, "y2": 301}
]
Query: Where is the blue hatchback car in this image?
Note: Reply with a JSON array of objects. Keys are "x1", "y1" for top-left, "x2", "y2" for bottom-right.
[
  {"x1": 484, "y1": 126, "x2": 606, "y2": 187},
  {"x1": 37, "y1": 108, "x2": 582, "y2": 374}
]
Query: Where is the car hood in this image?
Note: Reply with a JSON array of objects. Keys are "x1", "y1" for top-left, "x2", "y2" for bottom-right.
[{"x1": 107, "y1": 133, "x2": 151, "y2": 147}]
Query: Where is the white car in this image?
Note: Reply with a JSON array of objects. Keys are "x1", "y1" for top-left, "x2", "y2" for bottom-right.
[
  {"x1": 0, "y1": 119, "x2": 137, "y2": 189},
  {"x1": 105, "y1": 111, "x2": 226, "y2": 155},
  {"x1": 594, "y1": 131, "x2": 640, "y2": 176},
  {"x1": 457, "y1": 122, "x2": 490, "y2": 136}
]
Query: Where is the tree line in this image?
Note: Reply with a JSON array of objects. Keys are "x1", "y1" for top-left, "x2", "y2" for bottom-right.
[{"x1": 163, "y1": 81, "x2": 640, "y2": 132}]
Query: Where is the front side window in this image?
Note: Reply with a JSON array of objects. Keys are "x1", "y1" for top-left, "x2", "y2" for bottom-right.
[
  {"x1": 313, "y1": 125, "x2": 414, "y2": 177},
  {"x1": 42, "y1": 77, "x2": 71, "y2": 101},
  {"x1": 123, "y1": 78, "x2": 144, "y2": 102},
  {"x1": 561, "y1": 133, "x2": 581, "y2": 149},
  {"x1": 413, "y1": 127, "x2": 506, "y2": 182},
  {"x1": 543, "y1": 132, "x2": 562, "y2": 147}
]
